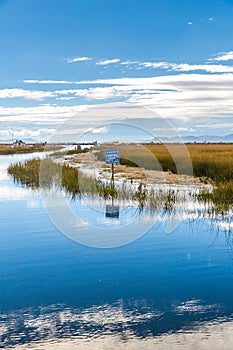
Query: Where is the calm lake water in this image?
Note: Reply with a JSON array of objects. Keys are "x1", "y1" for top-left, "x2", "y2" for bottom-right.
[{"x1": 0, "y1": 153, "x2": 233, "y2": 349}]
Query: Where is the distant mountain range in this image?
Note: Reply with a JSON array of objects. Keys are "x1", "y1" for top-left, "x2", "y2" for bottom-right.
[
  {"x1": 0, "y1": 134, "x2": 233, "y2": 144},
  {"x1": 0, "y1": 138, "x2": 39, "y2": 144},
  {"x1": 152, "y1": 134, "x2": 233, "y2": 143}
]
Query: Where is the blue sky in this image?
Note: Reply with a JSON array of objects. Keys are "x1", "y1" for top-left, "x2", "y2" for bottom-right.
[{"x1": 1, "y1": 0, "x2": 233, "y2": 141}]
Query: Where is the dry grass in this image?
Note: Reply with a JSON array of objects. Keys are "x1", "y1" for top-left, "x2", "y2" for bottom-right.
[
  {"x1": 96, "y1": 143, "x2": 233, "y2": 183},
  {"x1": 0, "y1": 144, "x2": 62, "y2": 155},
  {"x1": 7, "y1": 142, "x2": 233, "y2": 215}
]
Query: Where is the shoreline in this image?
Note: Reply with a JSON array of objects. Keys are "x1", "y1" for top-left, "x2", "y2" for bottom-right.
[{"x1": 64, "y1": 152, "x2": 203, "y2": 186}]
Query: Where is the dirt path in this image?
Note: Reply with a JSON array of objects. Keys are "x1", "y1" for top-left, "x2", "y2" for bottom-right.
[
  {"x1": 65, "y1": 152, "x2": 201, "y2": 185},
  {"x1": 65, "y1": 153, "x2": 201, "y2": 184}
]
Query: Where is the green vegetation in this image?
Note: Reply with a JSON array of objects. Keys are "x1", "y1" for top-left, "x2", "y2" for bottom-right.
[
  {"x1": 94, "y1": 143, "x2": 233, "y2": 215},
  {"x1": 8, "y1": 158, "x2": 61, "y2": 188},
  {"x1": 51, "y1": 146, "x2": 90, "y2": 158},
  {"x1": 8, "y1": 158, "x2": 89, "y2": 195},
  {"x1": 7, "y1": 158, "x2": 118, "y2": 197},
  {"x1": 66, "y1": 147, "x2": 89, "y2": 155},
  {"x1": 199, "y1": 181, "x2": 233, "y2": 215},
  {"x1": 7, "y1": 142, "x2": 233, "y2": 216},
  {"x1": 7, "y1": 158, "x2": 179, "y2": 209},
  {"x1": 0, "y1": 145, "x2": 62, "y2": 155}
]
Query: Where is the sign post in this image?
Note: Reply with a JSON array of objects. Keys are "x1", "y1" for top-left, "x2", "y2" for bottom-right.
[
  {"x1": 105, "y1": 150, "x2": 119, "y2": 187},
  {"x1": 111, "y1": 163, "x2": 114, "y2": 186},
  {"x1": 105, "y1": 150, "x2": 120, "y2": 219}
]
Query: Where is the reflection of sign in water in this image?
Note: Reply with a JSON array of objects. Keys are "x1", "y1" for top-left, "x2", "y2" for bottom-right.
[
  {"x1": 106, "y1": 204, "x2": 120, "y2": 218},
  {"x1": 105, "y1": 150, "x2": 119, "y2": 164}
]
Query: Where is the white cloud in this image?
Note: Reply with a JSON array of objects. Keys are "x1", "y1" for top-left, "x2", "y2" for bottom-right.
[
  {"x1": 0, "y1": 104, "x2": 88, "y2": 125},
  {"x1": 69, "y1": 74, "x2": 233, "y2": 132},
  {"x1": 0, "y1": 127, "x2": 56, "y2": 140},
  {"x1": 0, "y1": 86, "x2": 124, "y2": 101},
  {"x1": 138, "y1": 61, "x2": 233, "y2": 73},
  {"x1": 139, "y1": 61, "x2": 172, "y2": 69},
  {"x1": 53, "y1": 86, "x2": 127, "y2": 100},
  {"x1": 76, "y1": 72, "x2": 233, "y2": 87},
  {"x1": 22, "y1": 57, "x2": 233, "y2": 86},
  {"x1": 121, "y1": 61, "x2": 139, "y2": 65},
  {"x1": 96, "y1": 58, "x2": 121, "y2": 65},
  {"x1": 57, "y1": 96, "x2": 76, "y2": 101},
  {"x1": 23, "y1": 79, "x2": 76, "y2": 84},
  {"x1": 0, "y1": 88, "x2": 54, "y2": 100},
  {"x1": 171, "y1": 63, "x2": 233, "y2": 73},
  {"x1": 188, "y1": 22, "x2": 193, "y2": 25},
  {"x1": 209, "y1": 51, "x2": 233, "y2": 61},
  {"x1": 66, "y1": 56, "x2": 91, "y2": 63},
  {"x1": 90, "y1": 126, "x2": 108, "y2": 134},
  {"x1": 5, "y1": 57, "x2": 233, "y2": 138},
  {"x1": 2, "y1": 73, "x2": 233, "y2": 134}
]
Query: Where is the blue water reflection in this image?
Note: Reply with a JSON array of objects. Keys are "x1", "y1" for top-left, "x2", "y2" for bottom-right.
[{"x1": 0, "y1": 153, "x2": 233, "y2": 348}]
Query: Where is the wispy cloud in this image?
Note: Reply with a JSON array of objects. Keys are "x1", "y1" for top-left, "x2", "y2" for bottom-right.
[
  {"x1": 139, "y1": 61, "x2": 172, "y2": 69},
  {"x1": 169, "y1": 63, "x2": 233, "y2": 73},
  {"x1": 57, "y1": 96, "x2": 76, "y2": 101},
  {"x1": 23, "y1": 79, "x2": 76, "y2": 84},
  {"x1": 121, "y1": 61, "x2": 139, "y2": 65},
  {"x1": 0, "y1": 104, "x2": 88, "y2": 125},
  {"x1": 13, "y1": 52, "x2": 233, "y2": 137},
  {"x1": 0, "y1": 127, "x2": 56, "y2": 140},
  {"x1": 23, "y1": 54, "x2": 233, "y2": 82},
  {"x1": 70, "y1": 74, "x2": 233, "y2": 132},
  {"x1": 54, "y1": 86, "x2": 127, "y2": 100},
  {"x1": 209, "y1": 51, "x2": 233, "y2": 61},
  {"x1": 2, "y1": 73, "x2": 233, "y2": 136},
  {"x1": 98, "y1": 58, "x2": 233, "y2": 73},
  {"x1": 96, "y1": 58, "x2": 120, "y2": 66},
  {"x1": 66, "y1": 56, "x2": 91, "y2": 63},
  {"x1": 90, "y1": 126, "x2": 108, "y2": 134},
  {"x1": 139, "y1": 61, "x2": 233, "y2": 73},
  {"x1": 0, "y1": 88, "x2": 54, "y2": 100}
]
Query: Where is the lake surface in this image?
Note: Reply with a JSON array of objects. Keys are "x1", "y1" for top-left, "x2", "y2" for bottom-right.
[{"x1": 0, "y1": 153, "x2": 233, "y2": 349}]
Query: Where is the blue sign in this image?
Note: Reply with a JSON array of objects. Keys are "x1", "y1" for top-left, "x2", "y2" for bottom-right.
[
  {"x1": 105, "y1": 150, "x2": 119, "y2": 164},
  {"x1": 106, "y1": 204, "x2": 120, "y2": 218}
]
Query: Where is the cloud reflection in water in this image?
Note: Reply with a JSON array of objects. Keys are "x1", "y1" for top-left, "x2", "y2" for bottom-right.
[{"x1": 1, "y1": 300, "x2": 231, "y2": 349}]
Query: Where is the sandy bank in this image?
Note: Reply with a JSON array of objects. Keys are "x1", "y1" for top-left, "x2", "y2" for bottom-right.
[{"x1": 64, "y1": 152, "x2": 201, "y2": 185}]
